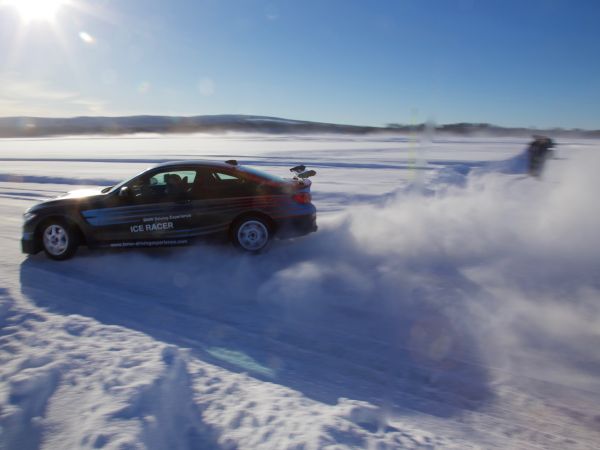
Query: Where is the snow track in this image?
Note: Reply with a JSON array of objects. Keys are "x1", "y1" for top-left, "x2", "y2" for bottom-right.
[{"x1": 1, "y1": 134, "x2": 599, "y2": 449}]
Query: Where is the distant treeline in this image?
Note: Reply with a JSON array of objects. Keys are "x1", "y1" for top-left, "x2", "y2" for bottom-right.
[
  {"x1": 0, "y1": 115, "x2": 598, "y2": 138},
  {"x1": 386, "y1": 122, "x2": 600, "y2": 138}
]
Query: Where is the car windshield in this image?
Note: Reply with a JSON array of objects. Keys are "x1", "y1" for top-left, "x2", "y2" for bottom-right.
[{"x1": 105, "y1": 168, "x2": 149, "y2": 193}]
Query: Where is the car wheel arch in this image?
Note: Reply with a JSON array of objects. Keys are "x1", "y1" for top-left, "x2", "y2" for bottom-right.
[
  {"x1": 229, "y1": 211, "x2": 276, "y2": 237},
  {"x1": 35, "y1": 215, "x2": 86, "y2": 247}
]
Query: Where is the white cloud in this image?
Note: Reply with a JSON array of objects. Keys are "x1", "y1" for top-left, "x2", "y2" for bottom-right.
[
  {"x1": 137, "y1": 81, "x2": 151, "y2": 94},
  {"x1": 70, "y1": 97, "x2": 106, "y2": 113},
  {"x1": 197, "y1": 77, "x2": 215, "y2": 97},
  {"x1": 0, "y1": 77, "x2": 77, "y2": 101},
  {"x1": 0, "y1": 74, "x2": 106, "y2": 115}
]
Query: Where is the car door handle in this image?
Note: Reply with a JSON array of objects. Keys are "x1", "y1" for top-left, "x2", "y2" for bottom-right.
[{"x1": 176, "y1": 199, "x2": 191, "y2": 205}]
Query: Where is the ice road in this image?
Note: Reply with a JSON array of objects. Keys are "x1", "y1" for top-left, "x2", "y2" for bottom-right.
[{"x1": 0, "y1": 134, "x2": 599, "y2": 449}]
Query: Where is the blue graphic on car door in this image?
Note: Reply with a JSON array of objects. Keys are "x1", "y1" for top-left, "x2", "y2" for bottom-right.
[{"x1": 82, "y1": 202, "x2": 195, "y2": 241}]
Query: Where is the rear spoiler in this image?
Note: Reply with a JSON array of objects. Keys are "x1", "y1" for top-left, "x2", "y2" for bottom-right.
[{"x1": 290, "y1": 164, "x2": 316, "y2": 180}]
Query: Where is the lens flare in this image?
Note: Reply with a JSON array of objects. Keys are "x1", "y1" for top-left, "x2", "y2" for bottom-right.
[
  {"x1": 79, "y1": 31, "x2": 95, "y2": 44},
  {"x1": 2, "y1": 0, "x2": 67, "y2": 22}
]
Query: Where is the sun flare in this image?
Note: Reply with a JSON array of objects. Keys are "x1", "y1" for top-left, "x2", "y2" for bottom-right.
[{"x1": 3, "y1": 0, "x2": 67, "y2": 22}]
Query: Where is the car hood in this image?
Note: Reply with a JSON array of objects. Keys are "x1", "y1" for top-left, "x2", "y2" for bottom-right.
[
  {"x1": 29, "y1": 187, "x2": 108, "y2": 212},
  {"x1": 56, "y1": 187, "x2": 106, "y2": 200}
]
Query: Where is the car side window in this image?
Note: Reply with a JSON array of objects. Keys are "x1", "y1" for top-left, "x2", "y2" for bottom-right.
[
  {"x1": 211, "y1": 171, "x2": 244, "y2": 183},
  {"x1": 150, "y1": 170, "x2": 197, "y2": 187},
  {"x1": 131, "y1": 170, "x2": 197, "y2": 200},
  {"x1": 203, "y1": 170, "x2": 258, "y2": 198}
]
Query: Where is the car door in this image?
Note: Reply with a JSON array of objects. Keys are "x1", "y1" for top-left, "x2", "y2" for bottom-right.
[
  {"x1": 82, "y1": 168, "x2": 198, "y2": 244},
  {"x1": 186, "y1": 168, "x2": 259, "y2": 235}
]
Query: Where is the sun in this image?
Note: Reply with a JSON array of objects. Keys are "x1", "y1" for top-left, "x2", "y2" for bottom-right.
[{"x1": 3, "y1": 0, "x2": 67, "y2": 22}]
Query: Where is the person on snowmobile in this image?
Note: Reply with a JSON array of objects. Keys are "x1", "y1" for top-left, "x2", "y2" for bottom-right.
[{"x1": 527, "y1": 136, "x2": 555, "y2": 177}]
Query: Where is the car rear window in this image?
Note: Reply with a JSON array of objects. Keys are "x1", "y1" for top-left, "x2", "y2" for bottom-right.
[{"x1": 237, "y1": 166, "x2": 283, "y2": 183}]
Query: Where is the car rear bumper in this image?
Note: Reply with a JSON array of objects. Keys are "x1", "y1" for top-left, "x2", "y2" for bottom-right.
[{"x1": 275, "y1": 212, "x2": 317, "y2": 238}]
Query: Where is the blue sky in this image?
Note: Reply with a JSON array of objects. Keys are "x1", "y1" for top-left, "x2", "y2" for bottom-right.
[{"x1": 0, "y1": 0, "x2": 599, "y2": 128}]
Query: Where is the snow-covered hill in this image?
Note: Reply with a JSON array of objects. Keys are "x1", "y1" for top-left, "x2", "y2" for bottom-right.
[
  {"x1": 0, "y1": 134, "x2": 599, "y2": 449},
  {"x1": 0, "y1": 115, "x2": 383, "y2": 138},
  {"x1": 1, "y1": 115, "x2": 599, "y2": 139}
]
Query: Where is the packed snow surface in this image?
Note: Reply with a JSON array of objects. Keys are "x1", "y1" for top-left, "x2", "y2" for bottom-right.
[{"x1": 0, "y1": 134, "x2": 599, "y2": 449}]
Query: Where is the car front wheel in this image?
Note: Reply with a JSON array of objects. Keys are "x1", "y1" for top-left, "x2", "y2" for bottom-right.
[
  {"x1": 41, "y1": 220, "x2": 78, "y2": 260},
  {"x1": 232, "y1": 217, "x2": 270, "y2": 252}
]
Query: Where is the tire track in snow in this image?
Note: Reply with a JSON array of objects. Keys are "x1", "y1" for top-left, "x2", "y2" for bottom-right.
[{"x1": 17, "y1": 263, "x2": 599, "y2": 450}]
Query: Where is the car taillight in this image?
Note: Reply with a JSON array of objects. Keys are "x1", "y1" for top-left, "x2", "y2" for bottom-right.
[{"x1": 292, "y1": 192, "x2": 312, "y2": 204}]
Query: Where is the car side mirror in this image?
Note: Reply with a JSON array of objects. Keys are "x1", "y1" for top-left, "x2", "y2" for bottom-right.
[{"x1": 118, "y1": 186, "x2": 130, "y2": 197}]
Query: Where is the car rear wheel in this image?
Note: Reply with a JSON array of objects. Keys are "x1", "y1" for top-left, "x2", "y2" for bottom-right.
[
  {"x1": 232, "y1": 218, "x2": 270, "y2": 252},
  {"x1": 41, "y1": 220, "x2": 78, "y2": 260}
]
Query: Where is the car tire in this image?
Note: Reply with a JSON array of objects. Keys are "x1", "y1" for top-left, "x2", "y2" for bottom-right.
[
  {"x1": 232, "y1": 217, "x2": 271, "y2": 252},
  {"x1": 40, "y1": 220, "x2": 79, "y2": 260}
]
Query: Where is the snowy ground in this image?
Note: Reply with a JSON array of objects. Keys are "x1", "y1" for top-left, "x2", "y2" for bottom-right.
[{"x1": 0, "y1": 134, "x2": 599, "y2": 449}]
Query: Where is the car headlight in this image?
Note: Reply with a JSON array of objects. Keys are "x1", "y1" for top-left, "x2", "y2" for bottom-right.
[{"x1": 23, "y1": 212, "x2": 37, "y2": 222}]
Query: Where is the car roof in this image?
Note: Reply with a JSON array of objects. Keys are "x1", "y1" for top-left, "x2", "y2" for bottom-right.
[{"x1": 152, "y1": 160, "x2": 239, "y2": 170}]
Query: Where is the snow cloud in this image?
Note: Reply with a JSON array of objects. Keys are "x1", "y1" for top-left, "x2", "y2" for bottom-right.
[{"x1": 255, "y1": 149, "x2": 600, "y2": 392}]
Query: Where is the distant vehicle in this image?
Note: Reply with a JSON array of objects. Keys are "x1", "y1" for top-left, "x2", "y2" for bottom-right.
[
  {"x1": 527, "y1": 135, "x2": 556, "y2": 177},
  {"x1": 21, "y1": 160, "x2": 317, "y2": 260}
]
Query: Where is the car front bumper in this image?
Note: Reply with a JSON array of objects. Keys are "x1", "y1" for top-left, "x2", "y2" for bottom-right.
[{"x1": 21, "y1": 231, "x2": 41, "y2": 254}]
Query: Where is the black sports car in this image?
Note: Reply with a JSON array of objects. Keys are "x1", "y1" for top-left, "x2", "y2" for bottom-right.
[{"x1": 21, "y1": 160, "x2": 317, "y2": 260}]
